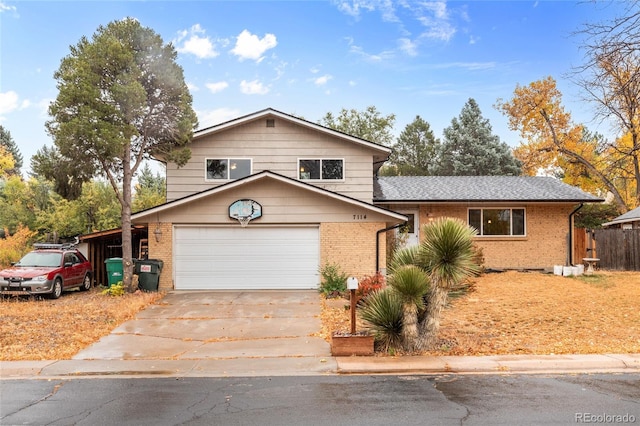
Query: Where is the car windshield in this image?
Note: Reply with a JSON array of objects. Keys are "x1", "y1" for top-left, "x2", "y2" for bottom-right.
[{"x1": 15, "y1": 252, "x2": 62, "y2": 268}]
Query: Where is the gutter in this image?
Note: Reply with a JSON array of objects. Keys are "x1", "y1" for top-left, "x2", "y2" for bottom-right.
[
  {"x1": 567, "y1": 203, "x2": 584, "y2": 266},
  {"x1": 376, "y1": 223, "x2": 404, "y2": 272}
]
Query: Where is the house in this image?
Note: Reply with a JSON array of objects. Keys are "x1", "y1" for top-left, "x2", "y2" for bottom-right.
[
  {"x1": 374, "y1": 176, "x2": 602, "y2": 270},
  {"x1": 127, "y1": 108, "x2": 602, "y2": 291},
  {"x1": 602, "y1": 206, "x2": 640, "y2": 229}
]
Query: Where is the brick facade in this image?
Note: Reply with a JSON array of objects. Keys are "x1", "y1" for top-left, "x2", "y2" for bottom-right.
[
  {"x1": 320, "y1": 222, "x2": 386, "y2": 281},
  {"x1": 414, "y1": 204, "x2": 574, "y2": 269},
  {"x1": 147, "y1": 222, "x2": 173, "y2": 291}
]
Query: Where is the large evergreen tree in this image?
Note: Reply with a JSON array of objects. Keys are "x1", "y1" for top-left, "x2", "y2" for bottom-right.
[
  {"x1": 45, "y1": 18, "x2": 198, "y2": 292},
  {"x1": 0, "y1": 125, "x2": 23, "y2": 176},
  {"x1": 384, "y1": 115, "x2": 440, "y2": 176},
  {"x1": 438, "y1": 98, "x2": 521, "y2": 176}
]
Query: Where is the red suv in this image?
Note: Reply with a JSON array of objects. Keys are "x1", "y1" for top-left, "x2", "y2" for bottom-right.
[{"x1": 0, "y1": 243, "x2": 93, "y2": 299}]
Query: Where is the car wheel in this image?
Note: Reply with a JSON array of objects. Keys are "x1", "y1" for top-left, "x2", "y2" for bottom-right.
[
  {"x1": 50, "y1": 278, "x2": 63, "y2": 299},
  {"x1": 80, "y1": 274, "x2": 92, "y2": 291}
]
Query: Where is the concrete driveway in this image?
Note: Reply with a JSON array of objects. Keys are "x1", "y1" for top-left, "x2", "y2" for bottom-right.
[{"x1": 74, "y1": 290, "x2": 331, "y2": 361}]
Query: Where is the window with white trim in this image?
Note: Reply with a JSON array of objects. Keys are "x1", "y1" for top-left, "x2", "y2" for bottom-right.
[
  {"x1": 206, "y1": 158, "x2": 251, "y2": 180},
  {"x1": 468, "y1": 208, "x2": 526, "y2": 236},
  {"x1": 298, "y1": 159, "x2": 344, "y2": 180}
]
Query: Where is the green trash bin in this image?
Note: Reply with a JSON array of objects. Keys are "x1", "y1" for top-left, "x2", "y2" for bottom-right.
[
  {"x1": 134, "y1": 259, "x2": 163, "y2": 292},
  {"x1": 105, "y1": 258, "x2": 123, "y2": 287}
]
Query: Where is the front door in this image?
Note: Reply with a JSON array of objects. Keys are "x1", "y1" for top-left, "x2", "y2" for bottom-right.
[{"x1": 397, "y1": 211, "x2": 420, "y2": 247}]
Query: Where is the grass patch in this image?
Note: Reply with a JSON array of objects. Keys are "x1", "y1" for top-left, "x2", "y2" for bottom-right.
[
  {"x1": 320, "y1": 270, "x2": 640, "y2": 356},
  {"x1": 1, "y1": 287, "x2": 163, "y2": 360}
]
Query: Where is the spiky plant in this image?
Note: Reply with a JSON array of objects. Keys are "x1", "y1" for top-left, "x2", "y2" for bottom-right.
[
  {"x1": 387, "y1": 244, "x2": 421, "y2": 275},
  {"x1": 415, "y1": 217, "x2": 479, "y2": 351},
  {"x1": 388, "y1": 264, "x2": 429, "y2": 352},
  {"x1": 358, "y1": 288, "x2": 404, "y2": 352}
]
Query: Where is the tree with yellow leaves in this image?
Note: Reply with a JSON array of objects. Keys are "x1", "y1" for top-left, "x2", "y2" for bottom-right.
[{"x1": 497, "y1": 76, "x2": 631, "y2": 213}]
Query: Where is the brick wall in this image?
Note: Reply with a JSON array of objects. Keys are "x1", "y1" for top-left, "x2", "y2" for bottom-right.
[
  {"x1": 147, "y1": 222, "x2": 173, "y2": 291},
  {"x1": 416, "y1": 204, "x2": 574, "y2": 270},
  {"x1": 320, "y1": 222, "x2": 386, "y2": 280}
]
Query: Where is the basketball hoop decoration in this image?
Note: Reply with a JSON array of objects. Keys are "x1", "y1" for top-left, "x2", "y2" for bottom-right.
[{"x1": 229, "y1": 199, "x2": 262, "y2": 227}]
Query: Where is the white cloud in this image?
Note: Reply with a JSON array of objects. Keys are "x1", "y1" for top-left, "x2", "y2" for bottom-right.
[
  {"x1": 0, "y1": 2, "x2": 17, "y2": 13},
  {"x1": 197, "y1": 107, "x2": 242, "y2": 129},
  {"x1": 239, "y1": 79, "x2": 269, "y2": 95},
  {"x1": 348, "y1": 42, "x2": 394, "y2": 62},
  {"x1": 398, "y1": 38, "x2": 418, "y2": 56},
  {"x1": 186, "y1": 82, "x2": 199, "y2": 92},
  {"x1": 416, "y1": 2, "x2": 456, "y2": 42},
  {"x1": 175, "y1": 24, "x2": 219, "y2": 59},
  {"x1": 314, "y1": 74, "x2": 333, "y2": 86},
  {"x1": 0, "y1": 91, "x2": 19, "y2": 117},
  {"x1": 205, "y1": 81, "x2": 229, "y2": 94},
  {"x1": 231, "y1": 30, "x2": 277, "y2": 63},
  {"x1": 333, "y1": 0, "x2": 397, "y2": 22}
]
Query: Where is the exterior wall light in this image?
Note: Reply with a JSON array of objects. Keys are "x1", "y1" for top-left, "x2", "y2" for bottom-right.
[{"x1": 154, "y1": 224, "x2": 163, "y2": 243}]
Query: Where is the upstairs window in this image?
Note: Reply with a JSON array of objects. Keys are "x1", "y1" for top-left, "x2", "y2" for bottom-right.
[
  {"x1": 206, "y1": 158, "x2": 251, "y2": 180},
  {"x1": 298, "y1": 159, "x2": 344, "y2": 180},
  {"x1": 468, "y1": 208, "x2": 526, "y2": 236}
]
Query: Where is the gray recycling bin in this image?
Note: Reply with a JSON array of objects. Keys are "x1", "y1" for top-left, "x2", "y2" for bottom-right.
[{"x1": 134, "y1": 259, "x2": 164, "y2": 292}]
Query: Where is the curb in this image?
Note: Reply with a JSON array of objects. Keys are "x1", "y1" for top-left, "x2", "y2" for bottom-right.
[
  {"x1": 335, "y1": 354, "x2": 640, "y2": 375},
  {"x1": 2, "y1": 354, "x2": 639, "y2": 379}
]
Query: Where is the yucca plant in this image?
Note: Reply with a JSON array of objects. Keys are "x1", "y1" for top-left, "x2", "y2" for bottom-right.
[
  {"x1": 358, "y1": 288, "x2": 404, "y2": 353},
  {"x1": 415, "y1": 217, "x2": 479, "y2": 351},
  {"x1": 388, "y1": 264, "x2": 429, "y2": 352},
  {"x1": 387, "y1": 244, "x2": 420, "y2": 275}
]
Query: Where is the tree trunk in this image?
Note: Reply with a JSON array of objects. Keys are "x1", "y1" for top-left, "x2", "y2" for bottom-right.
[
  {"x1": 415, "y1": 283, "x2": 449, "y2": 351},
  {"x1": 121, "y1": 143, "x2": 135, "y2": 293},
  {"x1": 402, "y1": 302, "x2": 418, "y2": 353}
]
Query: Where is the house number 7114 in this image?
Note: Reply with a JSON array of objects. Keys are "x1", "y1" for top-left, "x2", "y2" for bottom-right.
[{"x1": 353, "y1": 214, "x2": 367, "y2": 220}]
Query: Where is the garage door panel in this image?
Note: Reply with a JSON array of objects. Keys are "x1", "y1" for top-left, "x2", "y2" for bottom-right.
[{"x1": 174, "y1": 226, "x2": 319, "y2": 290}]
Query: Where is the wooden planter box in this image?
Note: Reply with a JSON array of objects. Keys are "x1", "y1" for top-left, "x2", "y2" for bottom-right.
[{"x1": 331, "y1": 333, "x2": 374, "y2": 356}]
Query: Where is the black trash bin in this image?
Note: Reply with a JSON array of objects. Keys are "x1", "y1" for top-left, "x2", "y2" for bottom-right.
[{"x1": 134, "y1": 259, "x2": 163, "y2": 292}]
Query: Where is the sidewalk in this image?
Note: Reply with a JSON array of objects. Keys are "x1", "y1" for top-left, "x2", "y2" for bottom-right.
[{"x1": 2, "y1": 353, "x2": 639, "y2": 379}]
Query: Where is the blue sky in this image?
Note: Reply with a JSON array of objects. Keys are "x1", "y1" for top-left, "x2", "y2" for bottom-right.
[{"x1": 0, "y1": 0, "x2": 628, "y2": 176}]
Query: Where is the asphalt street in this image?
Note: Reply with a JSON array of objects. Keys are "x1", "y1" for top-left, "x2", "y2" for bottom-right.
[{"x1": 1, "y1": 374, "x2": 639, "y2": 425}]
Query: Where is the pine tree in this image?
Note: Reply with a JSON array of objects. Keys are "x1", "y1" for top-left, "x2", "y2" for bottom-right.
[{"x1": 438, "y1": 99, "x2": 521, "y2": 176}]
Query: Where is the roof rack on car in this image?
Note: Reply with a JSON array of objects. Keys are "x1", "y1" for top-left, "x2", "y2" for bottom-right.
[{"x1": 33, "y1": 242, "x2": 77, "y2": 250}]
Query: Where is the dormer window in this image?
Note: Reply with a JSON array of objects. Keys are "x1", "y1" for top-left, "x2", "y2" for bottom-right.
[
  {"x1": 206, "y1": 158, "x2": 252, "y2": 180},
  {"x1": 298, "y1": 159, "x2": 344, "y2": 180}
]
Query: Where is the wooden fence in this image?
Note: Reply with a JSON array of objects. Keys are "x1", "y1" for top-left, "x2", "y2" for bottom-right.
[{"x1": 592, "y1": 228, "x2": 640, "y2": 271}]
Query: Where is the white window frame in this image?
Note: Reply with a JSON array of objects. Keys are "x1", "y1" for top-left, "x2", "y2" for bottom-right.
[
  {"x1": 205, "y1": 158, "x2": 252, "y2": 181},
  {"x1": 297, "y1": 158, "x2": 345, "y2": 181},
  {"x1": 468, "y1": 207, "x2": 526, "y2": 237}
]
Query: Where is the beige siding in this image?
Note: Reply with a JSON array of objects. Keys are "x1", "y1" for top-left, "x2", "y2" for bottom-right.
[
  {"x1": 145, "y1": 178, "x2": 396, "y2": 225},
  {"x1": 167, "y1": 118, "x2": 378, "y2": 203},
  {"x1": 382, "y1": 202, "x2": 575, "y2": 270}
]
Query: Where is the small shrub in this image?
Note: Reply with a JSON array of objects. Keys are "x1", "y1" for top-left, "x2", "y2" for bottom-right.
[
  {"x1": 319, "y1": 262, "x2": 348, "y2": 297},
  {"x1": 357, "y1": 272, "x2": 386, "y2": 301},
  {"x1": 102, "y1": 282, "x2": 126, "y2": 297}
]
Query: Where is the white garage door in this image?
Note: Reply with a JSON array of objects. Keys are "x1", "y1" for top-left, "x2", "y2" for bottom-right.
[{"x1": 174, "y1": 226, "x2": 319, "y2": 290}]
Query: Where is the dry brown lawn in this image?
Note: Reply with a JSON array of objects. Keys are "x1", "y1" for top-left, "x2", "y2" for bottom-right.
[
  {"x1": 320, "y1": 270, "x2": 640, "y2": 356},
  {"x1": 0, "y1": 288, "x2": 163, "y2": 360},
  {"x1": 2, "y1": 271, "x2": 639, "y2": 361}
]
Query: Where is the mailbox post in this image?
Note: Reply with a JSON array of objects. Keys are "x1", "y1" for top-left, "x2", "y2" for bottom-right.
[{"x1": 347, "y1": 277, "x2": 359, "y2": 334}]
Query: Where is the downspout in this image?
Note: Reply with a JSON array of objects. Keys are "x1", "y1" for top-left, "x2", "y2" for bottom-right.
[
  {"x1": 567, "y1": 203, "x2": 584, "y2": 266},
  {"x1": 376, "y1": 223, "x2": 404, "y2": 272}
]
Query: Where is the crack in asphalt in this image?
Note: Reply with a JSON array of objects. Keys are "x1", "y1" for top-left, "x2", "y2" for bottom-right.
[{"x1": 0, "y1": 380, "x2": 65, "y2": 420}]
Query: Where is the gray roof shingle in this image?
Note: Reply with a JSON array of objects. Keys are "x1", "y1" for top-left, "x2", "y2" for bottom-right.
[
  {"x1": 604, "y1": 205, "x2": 640, "y2": 226},
  {"x1": 374, "y1": 176, "x2": 603, "y2": 202}
]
